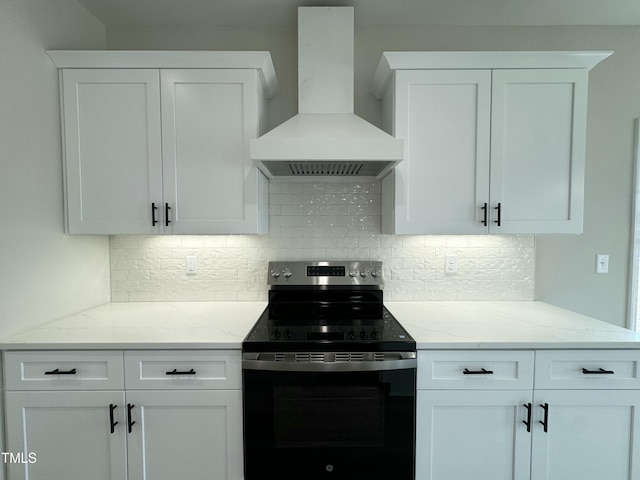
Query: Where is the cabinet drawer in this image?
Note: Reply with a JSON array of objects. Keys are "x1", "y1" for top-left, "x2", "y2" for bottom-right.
[
  {"x1": 4, "y1": 351, "x2": 124, "y2": 391},
  {"x1": 124, "y1": 350, "x2": 241, "y2": 389},
  {"x1": 535, "y1": 350, "x2": 640, "y2": 389},
  {"x1": 418, "y1": 350, "x2": 534, "y2": 390}
]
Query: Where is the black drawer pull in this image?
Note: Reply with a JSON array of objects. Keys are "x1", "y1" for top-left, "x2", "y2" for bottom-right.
[
  {"x1": 523, "y1": 403, "x2": 532, "y2": 432},
  {"x1": 481, "y1": 202, "x2": 488, "y2": 226},
  {"x1": 463, "y1": 368, "x2": 494, "y2": 375},
  {"x1": 582, "y1": 367, "x2": 615, "y2": 375},
  {"x1": 44, "y1": 368, "x2": 77, "y2": 375},
  {"x1": 165, "y1": 368, "x2": 196, "y2": 376},
  {"x1": 109, "y1": 404, "x2": 118, "y2": 434},
  {"x1": 539, "y1": 403, "x2": 549, "y2": 433},
  {"x1": 151, "y1": 202, "x2": 158, "y2": 226},
  {"x1": 165, "y1": 203, "x2": 171, "y2": 227},
  {"x1": 127, "y1": 404, "x2": 136, "y2": 433}
]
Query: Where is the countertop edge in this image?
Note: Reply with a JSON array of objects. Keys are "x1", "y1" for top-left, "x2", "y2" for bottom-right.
[
  {"x1": 414, "y1": 342, "x2": 640, "y2": 350},
  {"x1": 1, "y1": 300, "x2": 638, "y2": 351},
  {"x1": 0, "y1": 341, "x2": 244, "y2": 351}
]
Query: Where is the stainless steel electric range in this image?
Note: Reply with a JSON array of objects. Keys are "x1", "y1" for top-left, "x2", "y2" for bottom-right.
[{"x1": 242, "y1": 261, "x2": 416, "y2": 480}]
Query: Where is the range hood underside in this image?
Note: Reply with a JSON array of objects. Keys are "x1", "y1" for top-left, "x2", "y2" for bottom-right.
[{"x1": 251, "y1": 113, "x2": 403, "y2": 179}]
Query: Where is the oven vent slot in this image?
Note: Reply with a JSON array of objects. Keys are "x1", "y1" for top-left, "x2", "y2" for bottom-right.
[
  {"x1": 275, "y1": 353, "x2": 286, "y2": 362},
  {"x1": 295, "y1": 353, "x2": 325, "y2": 363},
  {"x1": 374, "y1": 353, "x2": 385, "y2": 362},
  {"x1": 335, "y1": 353, "x2": 365, "y2": 362}
]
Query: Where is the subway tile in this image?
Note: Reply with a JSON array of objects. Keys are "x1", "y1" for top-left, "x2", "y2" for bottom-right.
[
  {"x1": 111, "y1": 292, "x2": 129, "y2": 302},
  {"x1": 127, "y1": 269, "x2": 150, "y2": 281},
  {"x1": 110, "y1": 180, "x2": 536, "y2": 302},
  {"x1": 128, "y1": 292, "x2": 151, "y2": 302}
]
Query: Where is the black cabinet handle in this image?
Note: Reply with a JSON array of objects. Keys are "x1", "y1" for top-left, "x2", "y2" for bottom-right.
[
  {"x1": 44, "y1": 368, "x2": 77, "y2": 375},
  {"x1": 165, "y1": 368, "x2": 196, "y2": 376},
  {"x1": 152, "y1": 203, "x2": 158, "y2": 226},
  {"x1": 494, "y1": 203, "x2": 502, "y2": 226},
  {"x1": 165, "y1": 203, "x2": 171, "y2": 227},
  {"x1": 127, "y1": 404, "x2": 136, "y2": 433},
  {"x1": 463, "y1": 368, "x2": 494, "y2": 375},
  {"x1": 539, "y1": 403, "x2": 549, "y2": 433},
  {"x1": 481, "y1": 202, "x2": 488, "y2": 226},
  {"x1": 582, "y1": 367, "x2": 615, "y2": 375},
  {"x1": 109, "y1": 404, "x2": 119, "y2": 434},
  {"x1": 523, "y1": 403, "x2": 532, "y2": 432}
]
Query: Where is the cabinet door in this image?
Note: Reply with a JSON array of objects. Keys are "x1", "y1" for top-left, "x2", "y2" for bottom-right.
[
  {"x1": 4, "y1": 391, "x2": 127, "y2": 480},
  {"x1": 61, "y1": 69, "x2": 163, "y2": 234},
  {"x1": 386, "y1": 70, "x2": 491, "y2": 234},
  {"x1": 490, "y1": 69, "x2": 587, "y2": 234},
  {"x1": 531, "y1": 390, "x2": 640, "y2": 480},
  {"x1": 126, "y1": 390, "x2": 243, "y2": 480},
  {"x1": 161, "y1": 69, "x2": 267, "y2": 234},
  {"x1": 416, "y1": 390, "x2": 532, "y2": 480}
]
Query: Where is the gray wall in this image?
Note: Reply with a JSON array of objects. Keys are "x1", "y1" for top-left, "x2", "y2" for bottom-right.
[
  {"x1": 108, "y1": 24, "x2": 639, "y2": 328},
  {"x1": 0, "y1": 0, "x2": 110, "y2": 337}
]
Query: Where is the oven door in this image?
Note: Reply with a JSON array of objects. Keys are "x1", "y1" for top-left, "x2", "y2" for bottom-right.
[{"x1": 242, "y1": 353, "x2": 416, "y2": 480}]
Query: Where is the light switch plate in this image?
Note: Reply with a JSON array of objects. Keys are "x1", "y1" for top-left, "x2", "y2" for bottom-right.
[
  {"x1": 595, "y1": 254, "x2": 609, "y2": 274},
  {"x1": 186, "y1": 255, "x2": 198, "y2": 275}
]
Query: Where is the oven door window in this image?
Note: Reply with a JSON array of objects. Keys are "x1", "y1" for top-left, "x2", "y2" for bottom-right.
[{"x1": 274, "y1": 385, "x2": 385, "y2": 448}]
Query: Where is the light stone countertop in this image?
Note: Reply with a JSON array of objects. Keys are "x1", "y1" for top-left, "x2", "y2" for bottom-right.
[
  {"x1": 1, "y1": 301, "x2": 638, "y2": 350},
  {"x1": 386, "y1": 301, "x2": 640, "y2": 349},
  {"x1": 0, "y1": 302, "x2": 267, "y2": 350}
]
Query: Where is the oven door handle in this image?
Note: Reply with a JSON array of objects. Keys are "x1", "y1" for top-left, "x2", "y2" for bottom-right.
[{"x1": 242, "y1": 352, "x2": 417, "y2": 372}]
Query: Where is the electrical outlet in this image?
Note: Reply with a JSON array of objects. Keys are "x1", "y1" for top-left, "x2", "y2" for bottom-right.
[
  {"x1": 445, "y1": 255, "x2": 458, "y2": 275},
  {"x1": 595, "y1": 254, "x2": 609, "y2": 274},
  {"x1": 186, "y1": 255, "x2": 198, "y2": 275}
]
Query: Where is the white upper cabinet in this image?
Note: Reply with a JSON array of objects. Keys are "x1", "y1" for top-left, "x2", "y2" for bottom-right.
[
  {"x1": 49, "y1": 51, "x2": 278, "y2": 235},
  {"x1": 490, "y1": 69, "x2": 587, "y2": 234},
  {"x1": 387, "y1": 69, "x2": 492, "y2": 234},
  {"x1": 371, "y1": 51, "x2": 611, "y2": 235},
  {"x1": 160, "y1": 69, "x2": 266, "y2": 234},
  {"x1": 61, "y1": 69, "x2": 163, "y2": 235}
]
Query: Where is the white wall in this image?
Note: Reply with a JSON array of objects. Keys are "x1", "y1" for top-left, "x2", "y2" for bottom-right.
[
  {"x1": 108, "y1": 24, "x2": 640, "y2": 327},
  {"x1": 0, "y1": 0, "x2": 110, "y2": 337}
]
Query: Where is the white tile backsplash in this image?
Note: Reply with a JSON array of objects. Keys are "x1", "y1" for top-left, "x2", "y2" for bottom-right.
[{"x1": 110, "y1": 181, "x2": 535, "y2": 302}]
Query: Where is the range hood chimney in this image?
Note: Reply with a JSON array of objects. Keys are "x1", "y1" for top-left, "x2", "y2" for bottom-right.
[{"x1": 250, "y1": 7, "x2": 403, "y2": 178}]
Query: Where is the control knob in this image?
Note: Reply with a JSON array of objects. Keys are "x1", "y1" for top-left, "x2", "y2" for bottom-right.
[
  {"x1": 271, "y1": 329, "x2": 281, "y2": 340},
  {"x1": 348, "y1": 270, "x2": 358, "y2": 278},
  {"x1": 348, "y1": 330, "x2": 357, "y2": 340},
  {"x1": 371, "y1": 330, "x2": 379, "y2": 340},
  {"x1": 282, "y1": 267, "x2": 292, "y2": 278},
  {"x1": 270, "y1": 269, "x2": 281, "y2": 279},
  {"x1": 359, "y1": 330, "x2": 368, "y2": 340},
  {"x1": 360, "y1": 270, "x2": 369, "y2": 278}
]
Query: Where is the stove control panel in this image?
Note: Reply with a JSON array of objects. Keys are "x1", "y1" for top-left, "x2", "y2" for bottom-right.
[{"x1": 268, "y1": 261, "x2": 384, "y2": 286}]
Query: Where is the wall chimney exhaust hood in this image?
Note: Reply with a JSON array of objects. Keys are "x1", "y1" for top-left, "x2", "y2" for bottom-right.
[{"x1": 250, "y1": 7, "x2": 403, "y2": 179}]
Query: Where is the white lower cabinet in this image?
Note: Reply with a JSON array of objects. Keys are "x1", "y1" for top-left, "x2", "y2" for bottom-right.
[
  {"x1": 417, "y1": 350, "x2": 640, "y2": 480},
  {"x1": 417, "y1": 351, "x2": 535, "y2": 480},
  {"x1": 3, "y1": 350, "x2": 243, "y2": 480},
  {"x1": 417, "y1": 390, "x2": 532, "y2": 479},
  {"x1": 531, "y1": 350, "x2": 640, "y2": 480},
  {"x1": 126, "y1": 390, "x2": 242, "y2": 480},
  {"x1": 530, "y1": 390, "x2": 640, "y2": 480},
  {"x1": 4, "y1": 390, "x2": 128, "y2": 480}
]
